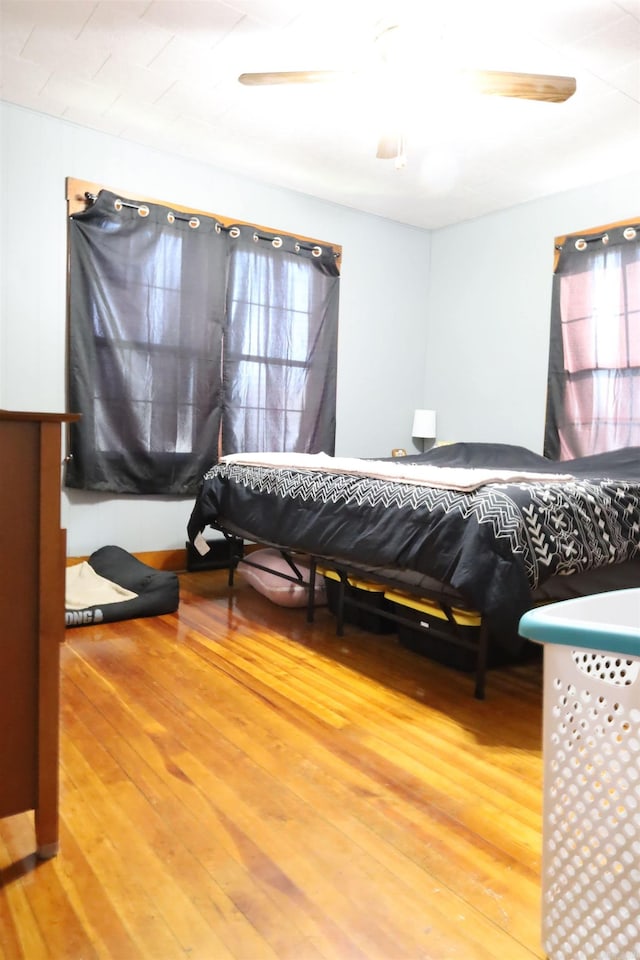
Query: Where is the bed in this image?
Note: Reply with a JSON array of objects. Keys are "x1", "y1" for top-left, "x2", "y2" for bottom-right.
[{"x1": 187, "y1": 442, "x2": 640, "y2": 697}]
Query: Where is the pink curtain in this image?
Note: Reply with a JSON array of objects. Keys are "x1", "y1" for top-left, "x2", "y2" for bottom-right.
[{"x1": 544, "y1": 224, "x2": 640, "y2": 459}]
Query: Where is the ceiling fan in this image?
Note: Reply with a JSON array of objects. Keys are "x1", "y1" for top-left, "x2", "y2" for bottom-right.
[{"x1": 238, "y1": 25, "x2": 576, "y2": 164}]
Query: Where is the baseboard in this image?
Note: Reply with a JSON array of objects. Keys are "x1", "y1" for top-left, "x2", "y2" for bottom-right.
[
  {"x1": 67, "y1": 548, "x2": 187, "y2": 571},
  {"x1": 67, "y1": 541, "x2": 262, "y2": 571}
]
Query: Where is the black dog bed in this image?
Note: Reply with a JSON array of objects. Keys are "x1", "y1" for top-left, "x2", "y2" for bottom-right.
[{"x1": 65, "y1": 545, "x2": 179, "y2": 627}]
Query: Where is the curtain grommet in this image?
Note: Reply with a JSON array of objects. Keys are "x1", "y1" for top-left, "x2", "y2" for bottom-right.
[
  {"x1": 311, "y1": 245, "x2": 322, "y2": 258},
  {"x1": 138, "y1": 205, "x2": 150, "y2": 218},
  {"x1": 601, "y1": 233, "x2": 609, "y2": 245},
  {"x1": 272, "y1": 237, "x2": 283, "y2": 248},
  {"x1": 229, "y1": 226, "x2": 240, "y2": 239},
  {"x1": 623, "y1": 227, "x2": 637, "y2": 241},
  {"x1": 189, "y1": 217, "x2": 200, "y2": 229},
  {"x1": 167, "y1": 212, "x2": 175, "y2": 224},
  {"x1": 114, "y1": 198, "x2": 123, "y2": 212},
  {"x1": 575, "y1": 238, "x2": 587, "y2": 251}
]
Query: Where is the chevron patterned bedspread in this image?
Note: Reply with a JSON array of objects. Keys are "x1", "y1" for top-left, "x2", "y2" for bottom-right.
[{"x1": 188, "y1": 443, "x2": 640, "y2": 645}]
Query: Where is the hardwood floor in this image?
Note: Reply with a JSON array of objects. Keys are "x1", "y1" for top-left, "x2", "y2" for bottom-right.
[{"x1": 0, "y1": 570, "x2": 546, "y2": 960}]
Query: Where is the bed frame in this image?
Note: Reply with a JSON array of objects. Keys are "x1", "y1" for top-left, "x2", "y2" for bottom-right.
[
  {"x1": 212, "y1": 527, "x2": 640, "y2": 700},
  {"x1": 221, "y1": 530, "x2": 495, "y2": 699}
]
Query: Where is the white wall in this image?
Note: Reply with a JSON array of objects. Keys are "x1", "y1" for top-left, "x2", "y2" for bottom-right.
[
  {"x1": 2, "y1": 102, "x2": 637, "y2": 555},
  {"x1": 0, "y1": 102, "x2": 431, "y2": 555},
  {"x1": 424, "y1": 170, "x2": 640, "y2": 451}
]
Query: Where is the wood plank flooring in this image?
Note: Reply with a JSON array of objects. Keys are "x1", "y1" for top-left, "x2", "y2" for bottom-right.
[{"x1": 0, "y1": 569, "x2": 546, "y2": 960}]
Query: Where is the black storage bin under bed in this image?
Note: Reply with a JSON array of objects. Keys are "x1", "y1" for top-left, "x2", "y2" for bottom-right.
[
  {"x1": 385, "y1": 590, "x2": 536, "y2": 672},
  {"x1": 385, "y1": 590, "x2": 501, "y2": 671},
  {"x1": 320, "y1": 568, "x2": 397, "y2": 635}
]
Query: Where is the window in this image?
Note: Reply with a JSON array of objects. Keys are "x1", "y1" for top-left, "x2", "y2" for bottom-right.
[
  {"x1": 544, "y1": 218, "x2": 640, "y2": 459},
  {"x1": 65, "y1": 182, "x2": 340, "y2": 495},
  {"x1": 223, "y1": 233, "x2": 339, "y2": 455}
]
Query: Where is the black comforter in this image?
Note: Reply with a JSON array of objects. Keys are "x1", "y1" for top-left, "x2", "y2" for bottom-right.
[{"x1": 187, "y1": 443, "x2": 640, "y2": 644}]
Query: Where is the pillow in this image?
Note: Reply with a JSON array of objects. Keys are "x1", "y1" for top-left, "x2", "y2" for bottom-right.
[{"x1": 238, "y1": 548, "x2": 326, "y2": 608}]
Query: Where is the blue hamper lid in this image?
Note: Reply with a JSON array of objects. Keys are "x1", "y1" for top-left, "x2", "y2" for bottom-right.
[{"x1": 519, "y1": 588, "x2": 640, "y2": 657}]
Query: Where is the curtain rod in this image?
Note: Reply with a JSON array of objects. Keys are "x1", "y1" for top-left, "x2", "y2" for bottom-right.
[
  {"x1": 85, "y1": 192, "x2": 197, "y2": 225},
  {"x1": 83, "y1": 192, "x2": 340, "y2": 259},
  {"x1": 555, "y1": 223, "x2": 638, "y2": 252}
]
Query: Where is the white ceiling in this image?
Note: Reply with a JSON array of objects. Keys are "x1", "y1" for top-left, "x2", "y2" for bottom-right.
[{"x1": 1, "y1": 0, "x2": 639, "y2": 229}]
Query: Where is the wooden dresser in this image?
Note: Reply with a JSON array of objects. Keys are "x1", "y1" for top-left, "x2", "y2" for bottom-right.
[{"x1": 0, "y1": 409, "x2": 79, "y2": 858}]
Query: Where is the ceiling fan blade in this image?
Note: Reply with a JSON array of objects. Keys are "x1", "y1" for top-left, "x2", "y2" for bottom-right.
[
  {"x1": 465, "y1": 69, "x2": 576, "y2": 103},
  {"x1": 238, "y1": 70, "x2": 348, "y2": 86}
]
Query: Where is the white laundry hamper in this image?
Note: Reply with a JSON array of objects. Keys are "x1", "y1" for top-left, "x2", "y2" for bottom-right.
[{"x1": 519, "y1": 589, "x2": 640, "y2": 960}]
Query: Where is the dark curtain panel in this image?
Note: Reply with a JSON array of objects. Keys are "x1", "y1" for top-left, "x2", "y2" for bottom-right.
[
  {"x1": 67, "y1": 190, "x2": 227, "y2": 495},
  {"x1": 544, "y1": 223, "x2": 640, "y2": 460},
  {"x1": 222, "y1": 225, "x2": 339, "y2": 455}
]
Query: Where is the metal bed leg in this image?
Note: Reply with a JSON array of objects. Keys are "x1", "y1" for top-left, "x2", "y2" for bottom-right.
[
  {"x1": 227, "y1": 536, "x2": 243, "y2": 588},
  {"x1": 306, "y1": 558, "x2": 317, "y2": 623},
  {"x1": 336, "y1": 573, "x2": 346, "y2": 636},
  {"x1": 474, "y1": 621, "x2": 489, "y2": 700}
]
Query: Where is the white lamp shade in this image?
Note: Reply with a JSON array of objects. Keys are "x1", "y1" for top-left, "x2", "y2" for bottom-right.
[{"x1": 412, "y1": 409, "x2": 436, "y2": 438}]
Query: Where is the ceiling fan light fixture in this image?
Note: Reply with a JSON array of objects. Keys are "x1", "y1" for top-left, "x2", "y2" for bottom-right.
[
  {"x1": 393, "y1": 135, "x2": 407, "y2": 169},
  {"x1": 236, "y1": 23, "x2": 577, "y2": 170},
  {"x1": 374, "y1": 23, "x2": 403, "y2": 65}
]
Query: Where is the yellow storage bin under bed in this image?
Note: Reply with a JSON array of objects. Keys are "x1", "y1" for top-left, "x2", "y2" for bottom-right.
[{"x1": 318, "y1": 567, "x2": 396, "y2": 634}]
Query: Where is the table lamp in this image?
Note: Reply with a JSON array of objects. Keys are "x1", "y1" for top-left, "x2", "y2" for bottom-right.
[{"x1": 412, "y1": 409, "x2": 437, "y2": 451}]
